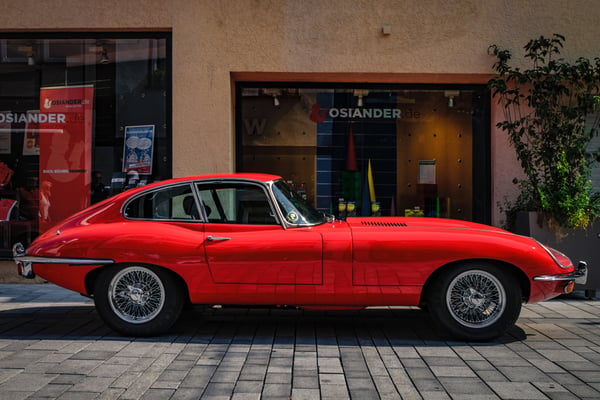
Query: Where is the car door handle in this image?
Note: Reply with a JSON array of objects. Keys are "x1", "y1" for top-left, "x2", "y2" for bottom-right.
[{"x1": 206, "y1": 235, "x2": 231, "y2": 242}]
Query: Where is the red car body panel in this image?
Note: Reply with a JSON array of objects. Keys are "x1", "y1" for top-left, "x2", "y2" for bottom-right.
[{"x1": 19, "y1": 173, "x2": 579, "y2": 310}]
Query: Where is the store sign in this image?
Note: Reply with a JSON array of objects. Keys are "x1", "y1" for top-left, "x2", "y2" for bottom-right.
[
  {"x1": 310, "y1": 104, "x2": 401, "y2": 123},
  {"x1": 0, "y1": 112, "x2": 67, "y2": 124}
]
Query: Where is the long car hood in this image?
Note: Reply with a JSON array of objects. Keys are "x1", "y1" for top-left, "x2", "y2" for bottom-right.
[{"x1": 345, "y1": 217, "x2": 509, "y2": 234}]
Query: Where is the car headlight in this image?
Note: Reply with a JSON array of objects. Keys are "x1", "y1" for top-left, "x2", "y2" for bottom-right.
[{"x1": 538, "y1": 242, "x2": 573, "y2": 269}]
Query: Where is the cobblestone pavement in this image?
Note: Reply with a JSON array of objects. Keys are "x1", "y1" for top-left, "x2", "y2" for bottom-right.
[{"x1": 0, "y1": 284, "x2": 599, "y2": 399}]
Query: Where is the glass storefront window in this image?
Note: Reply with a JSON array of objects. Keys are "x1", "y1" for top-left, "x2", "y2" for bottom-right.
[
  {"x1": 0, "y1": 33, "x2": 171, "y2": 257},
  {"x1": 236, "y1": 83, "x2": 490, "y2": 223}
]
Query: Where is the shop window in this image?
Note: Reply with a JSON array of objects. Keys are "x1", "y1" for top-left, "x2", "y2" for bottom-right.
[
  {"x1": 0, "y1": 33, "x2": 171, "y2": 257},
  {"x1": 236, "y1": 83, "x2": 490, "y2": 224}
]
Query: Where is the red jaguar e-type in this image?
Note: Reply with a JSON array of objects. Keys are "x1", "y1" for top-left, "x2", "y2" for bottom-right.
[{"x1": 13, "y1": 173, "x2": 587, "y2": 340}]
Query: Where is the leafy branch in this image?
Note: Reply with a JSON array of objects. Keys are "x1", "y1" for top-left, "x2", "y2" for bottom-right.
[{"x1": 488, "y1": 34, "x2": 600, "y2": 230}]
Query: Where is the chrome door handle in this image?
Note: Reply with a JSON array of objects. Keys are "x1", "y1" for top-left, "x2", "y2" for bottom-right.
[{"x1": 207, "y1": 235, "x2": 231, "y2": 241}]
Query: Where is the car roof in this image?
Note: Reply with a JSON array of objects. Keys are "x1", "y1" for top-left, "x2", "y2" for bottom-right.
[
  {"x1": 167, "y1": 172, "x2": 281, "y2": 184},
  {"x1": 124, "y1": 172, "x2": 282, "y2": 194}
]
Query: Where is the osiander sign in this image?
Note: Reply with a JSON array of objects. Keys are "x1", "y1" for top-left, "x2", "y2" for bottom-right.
[
  {"x1": 0, "y1": 112, "x2": 66, "y2": 124},
  {"x1": 310, "y1": 104, "x2": 401, "y2": 123}
]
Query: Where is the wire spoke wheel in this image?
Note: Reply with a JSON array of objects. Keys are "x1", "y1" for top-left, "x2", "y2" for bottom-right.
[
  {"x1": 446, "y1": 269, "x2": 506, "y2": 329},
  {"x1": 108, "y1": 266, "x2": 166, "y2": 324}
]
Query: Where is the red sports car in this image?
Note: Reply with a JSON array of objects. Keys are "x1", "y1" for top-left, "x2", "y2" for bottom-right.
[{"x1": 13, "y1": 173, "x2": 587, "y2": 340}]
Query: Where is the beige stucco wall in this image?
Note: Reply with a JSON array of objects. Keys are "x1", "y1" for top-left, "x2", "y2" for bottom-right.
[{"x1": 2, "y1": 0, "x2": 599, "y2": 225}]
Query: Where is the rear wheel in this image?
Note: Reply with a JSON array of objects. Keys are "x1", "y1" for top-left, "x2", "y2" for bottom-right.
[
  {"x1": 93, "y1": 264, "x2": 184, "y2": 337},
  {"x1": 428, "y1": 262, "x2": 522, "y2": 341}
]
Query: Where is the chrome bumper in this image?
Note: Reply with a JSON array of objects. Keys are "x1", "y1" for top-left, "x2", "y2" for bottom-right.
[
  {"x1": 12, "y1": 242, "x2": 114, "y2": 279},
  {"x1": 533, "y1": 261, "x2": 588, "y2": 285}
]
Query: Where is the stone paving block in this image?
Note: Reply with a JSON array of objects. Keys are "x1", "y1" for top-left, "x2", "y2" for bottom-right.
[
  {"x1": 413, "y1": 377, "x2": 445, "y2": 393},
  {"x1": 138, "y1": 388, "x2": 175, "y2": 399},
  {"x1": 319, "y1": 373, "x2": 348, "y2": 397},
  {"x1": 168, "y1": 387, "x2": 205, "y2": 400},
  {"x1": 69, "y1": 376, "x2": 115, "y2": 392},
  {"x1": 318, "y1": 356, "x2": 343, "y2": 374},
  {"x1": 439, "y1": 376, "x2": 498, "y2": 397},
  {"x1": 55, "y1": 390, "x2": 102, "y2": 399},
  {"x1": 562, "y1": 382, "x2": 600, "y2": 398},
  {"x1": 538, "y1": 349, "x2": 589, "y2": 363},
  {"x1": 532, "y1": 381, "x2": 569, "y2": 393},
  {"x1": 118, "y1": 370, "x2": 161, "y2": 399},
  {"x1": 497, "y1": 365, "x2": 555, "y2": 382},
  {"x1": 1, "y1": 372, "x2": 57, "y2": 392},
  {"x1": 50, "y1": 359, "x2": 104, "y2": 375},
  {"x1": 231, "y1": 393, "x2": 260, "y2": 400},
  {"x1": 233, "y1": 379, "x2": 263, "y2": 394},
  {"x1": 487, "y1": 381, "x2": 548, "y2": 399},
  {"x1": 418, "y1": 390, "x2": 452, "y2": 399},
  {"x1": 476, "y1": 369, "x2": 510, "y2": 382},
  {"x1": 431, "y1": 365, "x2": 478, "y2": 378},
  {"x1": 573, "y1": 370, "x2": 600, "y2": 383},
  {"x1": 265, "y1": 371, "x2": 291, "y2": 384},
  {"x1": 407, "y1": 366, "x2": 437, "y2": 381},
  {"x1": 210, "y1": 369, "x2": 241, "y2": 383},
  {"x1": 291, "y1": 388, "x2": 320, "y2": 400},
  {"x1": 292, "y1": 374, "x2": 319, "y2": 388},
  {"x1": 401, "y1": 357, "x2": 428, "y2": 368},
  {"x1": 261, "y1": 382, "x2": 291, "y2": 397}
]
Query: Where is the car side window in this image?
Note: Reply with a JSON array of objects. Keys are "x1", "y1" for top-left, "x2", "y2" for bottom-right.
[
  {"x1": 195, "y1": 183, "x2": 277, "y2": 225},
  {"x1": 124, "y1": 184, "x2": 200, "y2": 221}
]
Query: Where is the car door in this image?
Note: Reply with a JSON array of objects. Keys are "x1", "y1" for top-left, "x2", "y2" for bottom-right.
[{"x1": 197, "y1": 182, "x2": 323, "y2": 285}]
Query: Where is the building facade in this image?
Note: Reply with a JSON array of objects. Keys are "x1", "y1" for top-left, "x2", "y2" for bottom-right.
[{"x1": 0, "y1": 0, "x2": 599, "y2": 255}]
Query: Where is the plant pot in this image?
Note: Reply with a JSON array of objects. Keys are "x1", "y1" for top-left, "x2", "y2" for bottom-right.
[{"x1": 515, "y1": 211, "x2": 599, "y2": 296}]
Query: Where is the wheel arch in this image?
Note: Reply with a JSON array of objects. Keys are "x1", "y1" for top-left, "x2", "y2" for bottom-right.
[
  {"x1": 84, "y1": 262, "x2": 191, "y2": 303},
  {"x1": 419, "y1": 258, "x2": 531, "y2": 308}
]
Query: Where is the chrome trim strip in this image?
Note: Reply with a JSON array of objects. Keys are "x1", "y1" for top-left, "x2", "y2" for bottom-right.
[
  {"x1": 533, "y1": 261, "x2": 588, "y2": 285},
  {"x1": 12, "y1": 242, "x2": 114, "y2": 279},
  {"x1": 14, "y1": 255, "x2": 114, "y2": 265},
  {"x1": 13, "y1": 242, "x2": 113, "y2": 266}
]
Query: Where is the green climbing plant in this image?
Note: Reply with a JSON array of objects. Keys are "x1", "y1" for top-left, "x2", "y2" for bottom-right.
[{"x1": 488, "y1": 34, "x2": 600, "y2": 231}]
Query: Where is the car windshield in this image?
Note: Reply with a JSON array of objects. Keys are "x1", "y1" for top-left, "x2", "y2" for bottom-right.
[{"x1": 272, "y1": 180, "x2": 326, "y2": 226}]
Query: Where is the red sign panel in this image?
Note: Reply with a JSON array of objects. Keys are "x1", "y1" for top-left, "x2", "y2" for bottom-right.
[{"x1": 38, "y1": 85, "x2": 94, "y2": 233}]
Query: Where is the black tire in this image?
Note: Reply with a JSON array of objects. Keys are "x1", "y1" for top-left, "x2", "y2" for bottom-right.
[
  {"x1": 428, "y1": 262, "x2": 522, "y2": 341},
  {"x1": 93, "y1": 264, "x2": 185, "y2": 337}
]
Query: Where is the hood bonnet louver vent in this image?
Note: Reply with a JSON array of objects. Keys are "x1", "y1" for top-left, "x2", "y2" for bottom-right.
[{"x1": 360, "y1": 221, "x2": 408, "y2": 228}]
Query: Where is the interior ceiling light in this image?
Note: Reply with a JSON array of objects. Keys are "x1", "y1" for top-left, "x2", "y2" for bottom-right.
[
  {"x1": 99, "y1": 47, "x2": 110, "y2": 64},
  {"x1": 353, "y1": 89, "x2": 368, "y2": 107},
  {"x1": 444, "y1": 90, "x2": 460, "y2": 108}
]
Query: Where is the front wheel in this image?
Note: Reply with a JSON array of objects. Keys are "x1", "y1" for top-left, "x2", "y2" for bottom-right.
[
  {"x1": 93, "y1": 264, "x2": 185, "y2": 337},
  {"x1": 428, "y1": 262, "x2": 522, "y2": 341}
]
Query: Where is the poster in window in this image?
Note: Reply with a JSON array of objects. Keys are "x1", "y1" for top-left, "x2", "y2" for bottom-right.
[
  {"x1": 38, "y1": 85, "x2": 94, "y2": 233},
  {"x1": 123, "y1": 125, "x2": 154, "y2": 174},
  {"x1": 418, "y1": 160, "x2": 436, "y2": 184}
]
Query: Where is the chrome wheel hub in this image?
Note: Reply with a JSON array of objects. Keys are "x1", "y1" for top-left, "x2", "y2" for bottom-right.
[
  {"x1": 108, "y1": 267, "x2": 165, "y2": 324},
  {"x1": 447, "y1": 270, "x2": 506, "y2": 328},
  {"x1": 463, "y1": 288, "x2": 486, "y2": 308}
]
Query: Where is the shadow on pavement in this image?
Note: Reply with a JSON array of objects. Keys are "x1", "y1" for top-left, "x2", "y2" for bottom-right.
[{"x1": 0, "y1": 304, "x2": 526, "y2": 345}]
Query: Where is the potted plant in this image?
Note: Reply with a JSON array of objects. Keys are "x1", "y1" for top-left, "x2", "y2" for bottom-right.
[
  {"x1": 488, "y1": 35, "x2": 600, "y2": 295},
  {"x1": 488, "y1": 34, "x2": 600, "y2": 233}
]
